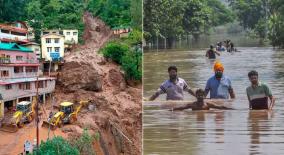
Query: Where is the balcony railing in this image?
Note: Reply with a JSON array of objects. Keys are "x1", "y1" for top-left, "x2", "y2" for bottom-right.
[{"x1": 0, "y1": 57, "x2": 39, "y2": 64}]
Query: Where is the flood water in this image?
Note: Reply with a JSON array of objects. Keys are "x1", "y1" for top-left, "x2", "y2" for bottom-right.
[{"x1": 143, "y1": 45, "x2": 284, "y2": 154}]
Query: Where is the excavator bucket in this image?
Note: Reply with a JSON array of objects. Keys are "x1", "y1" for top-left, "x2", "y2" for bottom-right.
[
  {"x1": 42, "y1": 120, "x2": 56, "y2": 130},
  {"x1": 0, "y1": 123, "x2": 18, "y2": 133}
]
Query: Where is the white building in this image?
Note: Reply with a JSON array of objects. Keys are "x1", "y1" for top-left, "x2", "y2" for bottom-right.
[{"x1": 0, "y1": 21, "x2": 29, "y2": 45}]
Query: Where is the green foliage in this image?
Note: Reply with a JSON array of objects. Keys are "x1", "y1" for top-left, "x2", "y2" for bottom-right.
[
  {"x1": 268, "y1": 14, "x2": 284, "y2": 48},
  {"x1": 121, "y1": 48, "x2": 142, "y2": 80},
  {"x1": 101, "y1": 32, "x2": 142, "y2": 81},
  {"x1": 25, "y1": 0, "x2": 85, "y2": 43},
  {"x1": 69, "y1": 129, "x2": 96, "y2": 155},
  {"x1": 37, "y1": 136, "x2": 79, "y2": 155},
  {"x1": 230, "y1": 0, "x2": 284, "y2": 47},
  {"x1": 130, "y1": 0, "x2": 142, "y2": 30},
  {"x1": 230, "y1": 0, "x2": 266, "y2": 30},
  {"x1": 101, "y1": 42, "x2": 129, "y2": 64},
  {"x1": 86, "y1": 0, "x2": 132, "y2": 28},
  {"x1": 0, "y1": 0, "x2": 29, "y2": 22},
  {"x1": 144, "y1": 0, "x2": 234, "y2": 46},
  {"x1": 122, "y1": 29, "x2": 142, "y2": 45}
]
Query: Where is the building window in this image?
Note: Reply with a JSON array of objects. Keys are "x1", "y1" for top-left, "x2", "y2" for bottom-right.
[
  {"x1": 16, "y1": 56, "x2": 23, "y2": 61},
  {"x1": 54, "y1": 38, "x2": 59, "y2": 43},
  {"x1": 19, "y1": 82, "x2": 31, "y2": 90},
  {"x1": 73, "y1": 32, "x2": 77, "y2": 35},
  {"x1": 37, "y1": 81, "x2": 44, "y2": 88},
  {"x1": 67, "y1": 32, "x2": 70, "y2": 35},
  {"x1": 0, "y1": 70, "x2": 9, "y2": 77},
  {"x1": 47, "y1": 47, "x2": 52, "y2": 52},
  {"x1": 46, "y1": 38, "x2": 51, "y2": 43},
  {"x1": 45, "y1": 80, "x2": 47, "y2": 87},
  {"x1": 5, "y1": 84, "x2": 12, "y2": 90},
  {"x1": 26, "y1": 66, "x2": 38, "y2": 72},
  {"x1": 1, "y1": 29, "x2": 9, "y2": 34},
  {"x1": 54, "y1": 47, "x2": 60, "y2": 52},
  {"x1": 11, "y1": 31, "x2": 26, "y2": 36},
  {"x1": 59, "y1": 31, "x2": 63, "y2": 35},
  {"x1": 14, "y1": 66, "x2": 24, "y2": 73}
]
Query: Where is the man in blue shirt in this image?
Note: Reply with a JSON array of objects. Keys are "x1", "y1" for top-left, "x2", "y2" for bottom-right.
[{"x1": 205, "y1": 61, "x2": 235, "y2": 99}]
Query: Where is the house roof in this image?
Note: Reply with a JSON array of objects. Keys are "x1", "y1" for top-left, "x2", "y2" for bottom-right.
[
  {"x1": 0, "y1": 43, "x2": 33, "y2": 53},
  {"x1": 0, "y1": 23, "x2": 28, "y2": 33},
  {"x1": 41, "y1": 33, "x2": 64, "y2": 38},
  {"x1": 22, "y1": 42, "x2": 40, "y2": 46},
  {"x1": 112, "y1": 26, "x2": 131, "y2": 30}
]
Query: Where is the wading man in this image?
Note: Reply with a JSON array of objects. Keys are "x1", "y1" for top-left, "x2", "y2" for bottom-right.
[
  {"x1": 173, "y1": 89, "x2": 233, "y2": 111},
  {"x1": 246, "y1": 70, "x2": 275, "y2": 110},
  {"x1": 205, "y1": 61, "x2": 235, "y2": 99},
  {"x1": 149, "y1": 66, "x2": 195, "y2": 101},
  {"x1": 206, "y1": 44, "x2": 220, "y2": 59}
]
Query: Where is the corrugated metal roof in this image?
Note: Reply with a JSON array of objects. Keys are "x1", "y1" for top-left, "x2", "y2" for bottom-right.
[{"x1": 0, "y1": 43, "x2": 33, "y2": 53}]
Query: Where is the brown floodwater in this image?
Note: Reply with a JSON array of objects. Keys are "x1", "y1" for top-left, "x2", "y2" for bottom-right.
[{"x1": 143, "y1": 47, "x2": 284, "y2": 155}]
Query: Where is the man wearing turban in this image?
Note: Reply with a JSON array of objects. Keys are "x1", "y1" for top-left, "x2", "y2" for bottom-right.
[{"x1": 205, "y1": 61, "x2": 235, "y2": 99}]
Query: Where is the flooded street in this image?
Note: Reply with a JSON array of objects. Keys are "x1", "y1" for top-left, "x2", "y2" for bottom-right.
[{"x1": 143, "y1": 46, "x2": 284, "y2": 155}]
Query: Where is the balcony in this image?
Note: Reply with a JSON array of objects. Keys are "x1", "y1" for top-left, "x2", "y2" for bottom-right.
[{"x1": 0, "y1": 57, "x2": 39, "y2": 64}]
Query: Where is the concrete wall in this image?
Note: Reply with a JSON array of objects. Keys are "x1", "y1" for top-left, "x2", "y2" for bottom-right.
[
  {"x1": 0, "y1": 30, "x2": 27, "y2": 41},
  {"x1": 63, "y1": 30, "x2": 78, "y2": 44},
  {"x1": 0, "y1": 66, "x2": 39, "y2": 79},
  {"x1": 0, "y1": 79, "x2": 56, "y2": 102},
  {"x1": 23, "y1": 44, "x2": 41, "y2": 59},
  {"x1": 41, "y1": 34, "x2": 65, "y2": 61},
  {"x1": 0, "y1": 50, "x2": 38, "y2": 64}
]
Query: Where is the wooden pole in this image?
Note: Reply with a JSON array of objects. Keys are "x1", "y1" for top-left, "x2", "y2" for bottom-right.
[{"x1": 36, "y1": 76, "x2": 39, "y2": 150}]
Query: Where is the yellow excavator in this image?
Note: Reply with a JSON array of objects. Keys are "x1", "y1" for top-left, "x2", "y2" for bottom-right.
[
  {"x1": 42, "y1": 100, "x2": 90, "y2": 130},
  {"x1": 1, "y1": 100, "x2": 36, "y2": 132}
]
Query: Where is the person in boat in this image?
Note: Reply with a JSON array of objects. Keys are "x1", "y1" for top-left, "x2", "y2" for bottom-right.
[
  {"x1": 205, "y1": 61, "x2": 235, "y2": 99},
  {"x1": 246, "y1": 70, "x2": 275, "y2": 110},
  {"x1": 206, "y1": 44, "x2": 220, "y2": 59},
  {"x1": 172, "y1": 89, "x2": 233, "y2": 111},
  {"x1": 148, "y1": 65, "x2": 195, "y2": 101}
]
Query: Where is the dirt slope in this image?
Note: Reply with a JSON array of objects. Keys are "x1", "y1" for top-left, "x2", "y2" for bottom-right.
[{"x1": 56, "y1": 12, "x2": 142, "y2": 155}]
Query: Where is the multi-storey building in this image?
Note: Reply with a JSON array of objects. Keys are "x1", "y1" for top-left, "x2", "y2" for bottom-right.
[
  {"x1": 41, "y1": 29, "x2": 78, "y2": 44},
  {"x1": 0, "y1": 43, "x2": 56, "y2": 112},
  {"x1": 0, "y1": 21, "x2": 29, "y2": 45},
  {"x1": 41, "y1": 34, "x2": 65, "y2": 73}
]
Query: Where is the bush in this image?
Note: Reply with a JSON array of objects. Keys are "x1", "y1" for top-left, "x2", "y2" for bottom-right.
[
  {"x1": 36, "y1": 136, "x2": 79, "y2": 155},
  {"x1": 69, "y1": 129, "x2": 96, "y2": 155},
  {"x1": 101, "y1": 42, "x2": 129, "y2": 64},
  {"x1": 122, "y1": 29, "x2": 142, "y2": 45},
  {"x1": 121, "y1": 48, "x2": 142, "y2": 80}
]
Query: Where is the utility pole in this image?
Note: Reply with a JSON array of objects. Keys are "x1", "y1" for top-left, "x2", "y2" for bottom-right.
[{"x1": 36, "y1": 76, "x2": 39, "y2": 152}]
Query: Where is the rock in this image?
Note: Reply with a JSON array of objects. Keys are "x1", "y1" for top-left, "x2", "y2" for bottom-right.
[
  {"x1": 88, "y1": 104, "x2": 96, "y2": 111},
  {"x1": 58, "y1": 61, "x2": 103, "y2": 92}
]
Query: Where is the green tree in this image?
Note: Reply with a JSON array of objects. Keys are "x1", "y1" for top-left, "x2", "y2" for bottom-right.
[
  {"x1": 0, "y1": 0, "x2": 29, "y2": 22},
  {"x1": 87, "y1": 0, "x2": 131, "y2": 28},
  {"x1": 229, "y1": 0, "x2": 268, "y2": 39},
  {"x1": 268, "y1": 0, "x2": 284, "y2": 47}
]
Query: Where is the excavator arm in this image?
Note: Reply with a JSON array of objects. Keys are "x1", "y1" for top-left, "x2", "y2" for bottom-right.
[{"x1": 74, "y1": 100, "x2": 90, "y2": 117}]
